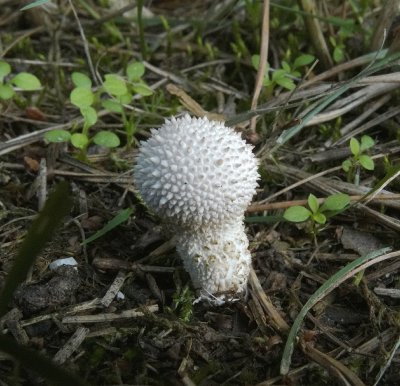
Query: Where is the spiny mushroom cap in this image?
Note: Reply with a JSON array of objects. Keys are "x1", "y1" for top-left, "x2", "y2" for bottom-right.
[{"x1": 134, "y1": 115, "x2": 259, "y2": 228}]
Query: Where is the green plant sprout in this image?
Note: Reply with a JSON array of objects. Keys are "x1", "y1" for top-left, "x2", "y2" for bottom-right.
[
  {"x1": 328, "y1": 17, "x2": 357, "y2": 63},
  {"x1": 170, "y1": 285, "x2": 195, "y2": 322},
  {"x1": 0, "y1": 61, "x2": 41, "y2": 102},
  {"x1": 251, "y1": 53, "x2": 314, "y2": 94},
  {"x1": 283, "y1": 193, "x2": 350, "y2": 226},
  {"x1": 342, "y1": 135, "x2": 375, "y2": 184},
  {"x1": 44, "y1": 62, "x2": 153, "y2": 155}
]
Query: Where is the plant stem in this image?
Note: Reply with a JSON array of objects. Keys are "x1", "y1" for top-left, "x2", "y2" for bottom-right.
[{"x1": 137, "y1": 0, "x2": 148, "y2": 60}]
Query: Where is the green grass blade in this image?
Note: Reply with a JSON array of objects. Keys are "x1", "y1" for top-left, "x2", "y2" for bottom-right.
[
  {"x1": 0, "y1": 181, "x2": 72, "y2": 317},
  {"x1": 273, "y1": 84, "x2": 352, "y2": 149},
  {"x1": 280, "y1": 246, "x2": 392, "y2": 375},
  {"x1": 20, "y1": 0, "x2": 51, "y2": 11},
  {"x1": 245, "y1": 215, "x2": 283, "y2": 224},
  {"x1": 0, "y1": 335, "x2": 87, "y2": 386},
  {"x1": 82, "y1": 208, "x2": 133, "y2": 245},
  {"x1": 137, "y1": 0, "x2": 148, "y2": 60}
]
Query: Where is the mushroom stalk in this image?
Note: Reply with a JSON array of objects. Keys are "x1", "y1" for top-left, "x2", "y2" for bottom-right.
[
  {"x1": 177, "y1": 221, "x2": 252, "y2": 302},
  {"x1": 134, "y1": 115, "x2": 259, "y2": 303}
]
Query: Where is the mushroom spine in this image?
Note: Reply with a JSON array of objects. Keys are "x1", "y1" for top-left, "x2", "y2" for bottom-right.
[{"x1": 134, "y1": 114, "x2": 259, "y2": 303}]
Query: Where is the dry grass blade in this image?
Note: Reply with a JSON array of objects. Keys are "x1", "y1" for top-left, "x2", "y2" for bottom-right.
[
  {"x1": 53, "y1": 327, "x2": 89, "y2": 364},
  {"x1": 303, "y1": 83, "x2": 400, "y2": 127},
  {"x1": 264, "y1": 163, "x2": 400, "y2": 229},
  {"x1": 372, "y1": 335, "x2": 400, "y2": 386},
  {"x1": 100, "y1": 270, "x2": 127, "y2": 308},
  {"x1": 302, "y1": 50, "x2": 388, "y2": 86},
  {"x1": 92, "y1": 257, "x2": 175, "y2": 273},
  {"x1": 249, "y1": 0, "x2": 270, "y2": 133},
  {"x1": 62, "y1": 304, "x2": 159, "y2": 324},
  {"x1": 0, "y1": 111, "x2": 108, "y2": 157},
  {"x1": 249, "y1": 268, "x2": 289, "y2": 332},
  {"x1": 370, "y1": 0, "x2": 399, "y2": 50},
  {"x1": 300, "y1": 0, "x2": 333, "y2": 69},
  {"x1": 301, "y1": 340, "x2": 366, "y2": 386},
  {"x1": 67, "y1": 0, "x2": 97, "y2": 84},
  {"x1": 166, "y1": 83, "x2": 225, "y2": 121}
]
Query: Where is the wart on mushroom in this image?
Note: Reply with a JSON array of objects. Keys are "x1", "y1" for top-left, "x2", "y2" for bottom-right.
[{"x1": 134, "y1": 114, "x2": 259, "y2": 303}]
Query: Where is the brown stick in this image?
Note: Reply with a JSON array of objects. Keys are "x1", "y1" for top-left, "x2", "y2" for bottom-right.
[
  {"x1": 92, "y1": 257, "x2": 175, "y2": 273},
  {"x1": 299, "y1": 0, "x2": 333, "y2": 70},
  {"x1": 247, "y1": 193, "x2": 400, "y2": 213},
  {"x1": 249, "y1": 0, "x2": 270, "y2": 133}
]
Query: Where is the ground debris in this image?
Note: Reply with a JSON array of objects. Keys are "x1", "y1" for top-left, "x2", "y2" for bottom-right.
[
  {"x1": 14, "y1": 265, "x2": 80, "y2": 316},
  {"x1": 1, "y1": 0, "x2": 400, "y2": 385}
]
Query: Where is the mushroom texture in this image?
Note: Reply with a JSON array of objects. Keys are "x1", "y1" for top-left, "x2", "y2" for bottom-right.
[{"x1": 134, "y1": 114, "x2": 259, "y2": 303}]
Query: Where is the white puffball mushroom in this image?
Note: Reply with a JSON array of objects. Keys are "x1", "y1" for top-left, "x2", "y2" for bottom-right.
[{"x1": 134, "y1": 114, "x2": 259, "y2": 303}]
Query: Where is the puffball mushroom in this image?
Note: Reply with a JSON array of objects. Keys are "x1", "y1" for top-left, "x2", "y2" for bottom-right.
[{"x1": 134, "y1": 114, "x2": 259, "y2": 303}]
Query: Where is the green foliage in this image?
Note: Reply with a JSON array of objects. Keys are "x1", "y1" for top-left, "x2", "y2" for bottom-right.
[
  {"x1": 93, "y1": 131, "x2": 120, "y2": 148},
  {"x1": 72, "y1": 72, "x2": 92, "y2": 88},
  {"x1": 102, "y1": 99, "x2": 124, "y2": 113},
  {"x1": 101, "y1": 62, "x2": 153, "y2": 146},
  {"x1": 20, "y1": 0, "x2": 51, "y2": 10},
  {"x1": 44, "y1": 129, "x2": 71, "y2": 142},
  {"x1": 0, "y1": 60, "x2": 41, "y2": 101},
  {"x1": 11, "y1": 72, "x2": 41, "y2": 90},
  {"x1": 283, "y1": 193, "x2": 350, "y2": 226},
  {"x1": 342, "y1": 135, "x2": 375, "y2": 183},
  {"x1": 82, "y1": 208, "x2": 133, "y2": 245},
  {"x1": 171, "y1": 285, "x2": 195, "y2": 322},
  {"x1": 284, "y1": 205, "x2": 311, "y2": 223},
  {"x1": 131, "y1": 83, "x2": 153, "y2": 96},
  {"x1": 0, "y1": 61, "x2": 11, "y2": 80},
  {"x1": 70, "y1": 87, "x2": 94, "y2": 107},
  {"x1": 103, "y1": 74, "x2": 128, "y2": 96},
  {"x1": 81, "y1": 106, "x2": 97, "y2": 127},
  {"x1": 252, "y1": 53, "x2": 314, "y2": 93},
  {"x1": 127, "y1": 62, "x2": 145, "y2": 80},
  {"x1": 45, "y1": 62, "x2": 153, "y2": 154},
  {"x1": 320, "y1": 193, "x2": 350, "y2": 211},
  {"x1": 327, "y1": 17, "x2": 357, "y2": 63},
  {"x1": 245, "y1": 215, "x2": 284, "y2": 224},
  {"x1": 71, "y1": 133, "x2": 89, "y2": 149},
  {"x1": 0, "y1": 84, "x2": 14, "y2": 100}
]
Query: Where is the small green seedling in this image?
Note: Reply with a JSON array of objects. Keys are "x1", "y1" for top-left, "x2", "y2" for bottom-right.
[
  {"x1": 44, "y1": 62, "x2": 153, "y2": 155},
  {"x1": 252, "y1": 54, "x2": 315, "y2": 93},
  {"x1": 342, "y1": 135, "x2": 375, "y2": 183},
  {"x1": 170, "y1": 285, "x2": 195, "y2": 322},
  {"x1": 284, "y1": 193, "x2": 350, "y2": 226},
  {"x1": 102, "y1": 62, "x2": 153, "y2": 147},
  {"x1": 328, "y1": 17, "x2": 357, "y2": 63},
  {"x1": 0, "y1": 61, "x2": 41, "y2": 101},
  {"x1": 44, "y1": 72, "x2": 114, "y2": 155}
]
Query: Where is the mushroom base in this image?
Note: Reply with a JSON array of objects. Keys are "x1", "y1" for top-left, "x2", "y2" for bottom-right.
[{"x1": 176, "y1": 221, "x2": 252, "y2": 304}]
